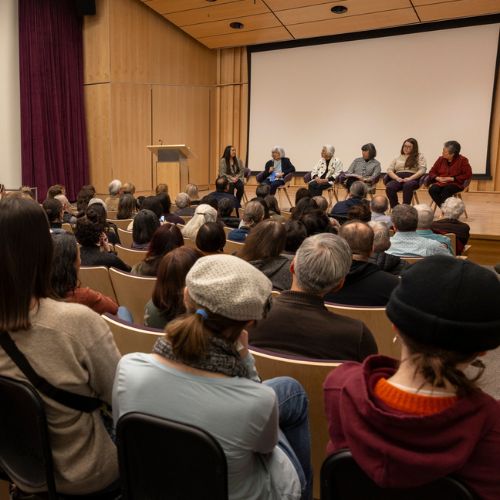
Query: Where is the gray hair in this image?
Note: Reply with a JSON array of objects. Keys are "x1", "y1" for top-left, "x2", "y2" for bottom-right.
[
  {"x1": 181, "y1": 204, "x2": 217, "y2": 240},
  {"x1": 54, "y1": 194, "x2": 70, "y2": 209},
  {"x1": 185, "y1": 183, "x2": 199, "y2": 200},
  {"x1": 271, "y1": 145, "x2": 286, "y2": 158},
  {"x1": 414, "y1": 204, "x2": 434, "y2": 229},
  {"x1": 441, "y1": 197, "x2": 465, "y2": 220},
  {"x1": 368, "y1": 221, "x2": 391, "y2": 253},
  {"x1": 175, "y1": 192, "x2": 190, "y2": 209},
  {"x1": 370, "y1": 195, "x2": 388, "y2": 214},
  {"x1": 350, "y1": 181, "x2": 368, "y2": 198},
  {"x1": 391, "y1": 204, "x2": 418, "y2": 232},
  {"x1": 294, "y1": 233, "x2": 351, "y2": 295},
  {"x1": 312, "y1": 196, "x2": 328, "y2": 212},
  {"x1": 108, "y1": 179, "x2": 122, "y2": 196},
  {"x1": 88, "y1": 197, "x2": 107, "y2": 211},
  {"x1": 243, "y1": 200, "x2": 265, "y2": 226},
  {"x1": 322, "y1": 144, "x2": 335, "y2": 157}
]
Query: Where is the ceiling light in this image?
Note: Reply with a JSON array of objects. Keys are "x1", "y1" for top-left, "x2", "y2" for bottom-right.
[
  {"x1": 331, "y1": 5, "x2": 348, "y2": 14},
  {"x1": 230, "y1": 21, "x2": 244, "y2": 29}
]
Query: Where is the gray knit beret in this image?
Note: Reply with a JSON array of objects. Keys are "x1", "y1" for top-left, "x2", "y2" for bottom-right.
[
  {"x1": 185, "y1": 254, "x2": 273, "y2": 321},
  {"x1": 386, "y1": 255, "x2": 500, "y2": 353}
]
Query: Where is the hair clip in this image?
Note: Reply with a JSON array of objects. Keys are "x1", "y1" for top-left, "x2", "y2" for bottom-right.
[{"x1": 195, "y1": 308, "x2": 208, "y2": 320}]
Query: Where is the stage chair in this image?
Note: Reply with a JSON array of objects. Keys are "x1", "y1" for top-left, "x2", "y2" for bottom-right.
[
  {"x1": 117, "y1": 228, "x2": 134, "y2": 248},
  {"x1": 115, "y1": 245, "x2": 147, "y2": 268},
  {"x1": 324, "y1": 303, "x2": 399, "y2": 359},
  {"x1": 223, "y1": 239, "x2": 245, "y2": 255},
  {"x1": 242, "y1": 168, "x2": 252, "y2": 205},
  {"x1": 255, "y1": 171, "x2": 294, "y2": 209},
  {"x1": 427, "y1": 177, "x2": 470, "y2": 219},
  {"x1": 102, "y1": 313, "x2": 162, "y2": 355},
  {"x1": 107, "y1": 218, "x2": 134, "y2": 230},
  {"x1": 107, "y1": 210, "x2": 118, "y2": 219},
  {"x1": 321, "y1": 449, "x2": 474, "y2": 500},
  {"x1": 250, "y1": 347, "x2": 340, "y2": 500},
  {"x1": 78, "y1": 266, "x2": 117, "y2": 303},
  {"x1": 108, "y1": 268, "x2": 156, "y2": 325},
  {"x1": 444, "y1": 233, "x2": 457, "y2": 255},
  {"x1": 117, "y1": 412, "x2": 228, "y2": 500}
]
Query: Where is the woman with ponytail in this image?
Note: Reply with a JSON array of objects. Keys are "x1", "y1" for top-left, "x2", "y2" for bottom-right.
[
  {"x1": 113, "y1": 254, "x2": 312, "y2": 500},
  {"x1": 324, "y1": 255, "x2": 500, "y2": 499}
]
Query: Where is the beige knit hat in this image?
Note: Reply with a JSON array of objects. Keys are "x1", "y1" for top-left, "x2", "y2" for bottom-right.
[{"x1": 185, "y1": 254, "x2": 272, "y2": 321}]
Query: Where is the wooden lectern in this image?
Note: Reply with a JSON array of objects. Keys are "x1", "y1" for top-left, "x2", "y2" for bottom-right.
[{"x1": 147, "y1": 144, "x2": 194, "y2": 198}]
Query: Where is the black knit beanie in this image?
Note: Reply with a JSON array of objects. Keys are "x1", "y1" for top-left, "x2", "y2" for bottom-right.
[{"x1": 386, "y1": 255, "x2": 500, "y2": 353}]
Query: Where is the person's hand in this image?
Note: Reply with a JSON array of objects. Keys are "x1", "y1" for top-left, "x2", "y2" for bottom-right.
[
  {"x1": 269, "y1": 166, "x2": 274, "y2": 173},
  {"x1": 320, "y1": 178, "x2": 329, "y2": 184},
  {"x1": 276, "y1": 172, "x2": 283, "y2": 179},
  {"x1": 237, "y1": 330, "x2": 249, "y2": 359},
  {"x1": 99, "y1": 233, "x2": 112, "y2": 252}
]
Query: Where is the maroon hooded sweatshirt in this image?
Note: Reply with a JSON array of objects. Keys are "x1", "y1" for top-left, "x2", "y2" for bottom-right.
[{"x1": 324, "y1": 355, "x2": 500, "y2": 499}]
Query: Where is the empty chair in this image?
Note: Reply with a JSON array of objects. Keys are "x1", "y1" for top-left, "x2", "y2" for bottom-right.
[
  {"x1": 320, "y1": 450, "x2": 475, "y2": 500},
  {"x1": 115, "y1": 245, "x2": 147, "y2": 268},
  {"x1": 107, "y1": 218, "x2": 134, "y2": 231},
  {"x1": 109, "y1": 268, "x2": 156, "y2": 324},
  {"x1": 78, "y1": 266, "x2": 117, "y2": 303},
  {"x1": 116, "y1": 412, "x2": 228, "y2": 500},
  {"x1": 223, "y1": 239, "x2": 244, "y2": 255},
  {"x1": 117, "y1": 228, "x2": 133, "y2": 248}
]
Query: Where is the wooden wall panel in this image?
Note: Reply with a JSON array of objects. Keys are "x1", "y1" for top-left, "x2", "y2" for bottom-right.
[
  {"x1": 83, "y1": 0, "x2": 110, "y2": 84},
  {"x1": 152, "y1": 86, "x2": 211, "y2": 187},
  {"x1": 110, "y1": 83, "x2": 152, "y2": 191},
  {"x1": 84, "y1": 84, "x2": 112, "y2": 193}
]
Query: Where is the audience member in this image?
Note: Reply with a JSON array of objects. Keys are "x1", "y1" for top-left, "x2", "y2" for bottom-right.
[
  {"x1": 116, "y1": 193, "x2": 136, "y2": 220},
  {"x1": 294, "y1": 187, "x2": 311, "y2": 206},
  {"x1": 132, "y1": 209, "x2": 160, "y2": 250},
  {"x1": 195, "y1": 222, "x2": 226, "y2": 255},
  {"x1": 140, "y1": 196, "x2": 163, "y2": 219},
  {"x1": 330, "y1": 181, "x2": 367, "y2": 221},
  {"x1": 174, "y1": 192, "x2": 195, "y2": 217},
  {"x1": 45, "y1": 184, "x2": 65, "y2": 200},
  {"x1": 185, "y1": 183, "x2": 200, "y2": 205},
  {"x1": 284, "y1": 220, "x2": 308, "y2": 254},
  {"x1": 431, "y1": 197, "x2": 470, "y2": 254},
  {"x1": 300, "y1": 210, "x2": 335, "y2": 236},
  {"x1": 86, "y1": 203, "x2": 120, "y2": 246},
  {"x1": 144, "y1": 247, "x2": 202, "y2": 329},
  {"x1": 105, "y1": 179, "x2": 122, "y2": 211},
  {"x1": 415, "y1": 203, "x2": 453, "y2": 254},
  {"x1": 324, "y1": 256, "x2": 500, "y2": 499},
  {"x1": 255, "y1": 183, "x2": 271, "y2": 199},
  {"x1": 199, "y1": 194, "x2": 219, "y2": 211},
  {"x1": 291, "y1": 197, "x2": 318, "y2": 221},
  {"x1": 209, "y1": 176, "x2": 239, "y2": 209},
  {"x1": 227, "y1": 200, "x2": 265, "y2": 242},
  {"x1": 250, "y1": 196, "x2": 270, "y2": 219},
  {"x1": 387, "y1": 204, "x2": 450, "y2": 257},
  {"x1": 76, "y1": 186, "x2": 94, "y2": 216},
  {"x1": 370, "y1": 195, "x2": 392, "y2": 225},
  {"x1": 0, "y1": 197, "x2": 120, "y2": 495},
  {"x1": 239, "y1": 220, "x2": 292, "y2": 291},
  {"x1": 218, "y1": 197, "x2": 240, "y2": 228},
  {"x1": 265, "y1": 195, "x2": 285, "y2": 222},
  {"x1": 347, "y1": 202, "x2": 371, "y2": 223},
  {"x1": 182, "y1": 204, "x2": 218, "y2": 241},
  {"x1": 114, "y1": 255, "x2": 311, "y2": 499},
  {"x1": 312, "y1": 195, "x2": 328, "y2": 214},
  {"x1": 121, "y1": 182, "x2": 135, "y2": 195},
  {"x1": 131, "y1": 223, "x2": 184, "y2": 277},
  {"x1": 325, "y1": 221, "x2": 399, "y2": 306},
  {"x1": 42, "y1": 198, "x2": 65, "y2": 233},
  {"x1": 54, "y1": 194, "x2": 77, "y2": 224},
  {"x1": 156, "y1": 193, "x2": 184, "y2": 224},
  {"x1": 368, "y1": 221, "x2": 408, "y2": 275},
  {"x1": 249, "y1": 233, "x2": 377, "y2": 360},
  {"x1": 155, "y1": 183, "x2": 168, "y2": 196}
]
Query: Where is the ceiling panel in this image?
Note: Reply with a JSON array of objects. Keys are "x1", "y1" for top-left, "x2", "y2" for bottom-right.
[{"x1": 141, "y1": 0, "x2": 500, "y2": 49}]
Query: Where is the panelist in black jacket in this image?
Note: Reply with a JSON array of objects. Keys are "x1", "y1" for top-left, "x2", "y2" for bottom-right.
[{"x1": 260, "y1": 146, "x2": 296, "y2": 194}]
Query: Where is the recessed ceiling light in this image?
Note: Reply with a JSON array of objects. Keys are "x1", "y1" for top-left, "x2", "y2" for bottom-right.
[
  {"x1": 206, "y1": 0, "x2": 217, "y2": 3},
  {"x1": 331, "y1": 5, "x2": 348, "y2": 14},
  {"x1": 230, "y1": 21, "x2": 244, "y2": 29}
]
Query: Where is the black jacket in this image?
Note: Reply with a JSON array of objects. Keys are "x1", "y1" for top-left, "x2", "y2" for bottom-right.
[{"x1": 262, "y1": 157, "x2": 296, "y2": 180}]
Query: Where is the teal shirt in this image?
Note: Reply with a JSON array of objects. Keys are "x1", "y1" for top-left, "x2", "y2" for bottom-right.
[{"x1": 416, "y1": 230, "x2": 453, "y2": 254}]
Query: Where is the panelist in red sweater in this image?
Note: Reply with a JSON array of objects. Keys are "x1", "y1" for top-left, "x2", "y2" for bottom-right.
[{"x1": 427, "y1": 140, "x2": 472, "y2": 207}]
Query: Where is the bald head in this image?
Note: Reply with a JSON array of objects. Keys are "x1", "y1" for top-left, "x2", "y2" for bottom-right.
[
  {"x1": 370, "y1": 195, "x2": 389, "y2": 214},
  {"x1": 339, "y1": 221, "x2": 374, "y2": 258}
]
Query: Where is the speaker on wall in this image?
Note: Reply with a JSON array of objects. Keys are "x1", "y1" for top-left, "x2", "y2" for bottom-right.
[{"x1": 76, "y1": 0, "x2": 96, "y2": 16}]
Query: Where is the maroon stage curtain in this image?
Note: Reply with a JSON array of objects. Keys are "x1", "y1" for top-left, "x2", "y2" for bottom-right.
[{"x1": 19, "y1": 0, "x2": 89, "y2": 201}]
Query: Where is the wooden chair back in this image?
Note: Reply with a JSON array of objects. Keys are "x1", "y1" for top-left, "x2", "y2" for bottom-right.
[
  {"x1": 223, "y1": 239, "x2": 245, "y2": 255},
  {"x1": 62, "y1": 223, "x2": 73, "y2": 233},
  {"x1": 444, "y1": 233, "x2": 457, "y2": 255},
  {"x1": 78, "y1": 266, "x2": 117, "y2": 303},
  {"x1": 108, "y1": 218, "x2": 134, "y2": 231},
  {"x1": 250, "y1": 348, "x2": 340, "y2": 500},
  {"x1": 400, "y1": 257, "x2": 424, "y2": 265},
  {"x1": 183, "y1": 238, "x2": 198, "y2": 249},
  {"x1": 109, "y1": 268, "x2": 156, "y2": 325},
  {"x1": 115, "y1": 245, "x2": 147, "y2": 268},
  {"x1": 117, "y1": 228, "x2": 134, "y2": 248}
]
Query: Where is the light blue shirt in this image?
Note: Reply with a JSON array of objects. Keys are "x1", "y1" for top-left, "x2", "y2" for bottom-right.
[
  {"x1": 387, "y1": 231, "x2": 451, "y2": 257},
  {"x1": 416, "y1": 230, "x2": 453, "y2": 254},
  {"x1": 269, "y1": 160, "x2": 282, "y2": 182}
]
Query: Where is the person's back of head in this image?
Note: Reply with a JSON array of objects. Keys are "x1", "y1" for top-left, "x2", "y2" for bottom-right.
[
  {"x1": 146, "y1": 222, "x2": 184, "y2": 260},
  {"x1": 155, "y1": 183, "x2": 168, "y2": 196},
  {"x1": 239, "y1": 220, "x2": 286, "y2": 261},
  {"x1": 185, "y1": 183, "x2": 199, "y2": 200},
  {"x1": 284, "y1": 220, "x2": 307, "y2": 253},
  {"x1": 50, "y1": 232, "x2": 78, "y2": 298},
  {"x1": 339, "y1": 220, "x2": 374, "y2": 258},
  {"x1": 349, "y1": 181, "x2": 368, "y2": 199},
  {"x1": 196, "y1": 222, "x2": 226, "y2": 254},
  {"x1": 75, "y1": 216, "x2": 102, "y2": 247},
  {"x1": 300, "y1": 211, "x2": 333, "y2": 236},
  {"x1": 441, "y1": 197, "x2": 465, "y2": 221},
  {"x1": 215, "y1": 176, "x2": 229, "y2": 193},
  {"x1": 256, "y1": 184, "x2": 270, "y2": 199},
  {"x1": 175, "y1": 192, "x2": 191, "y2": 210},
  {"x1": 347, "y1": 202, "x2": 371, "y2": 223},
  {"x1": 391, "y1": 204, "x2": 418, "y2": 232},
  {"x1": 0, "y1": 197, "x2": 52, "y2": 331},
  {"x1": 76, "y1": 187, "x2": 94, "y2": 214},
  {"x1": 294, "y1": 233, "x2": 351, "y2": 295},
  {"x1": 42, "y1": 198, "x2": 63, "y2": 224},
  {"x1": 243, "y1": 200, "x2": 265, "y2": 227},
  {"x1": 295, "y1": 187, "x2": 311, "y2": 206},
  {"x1": 292, "y1": 197, "x2": 318, "y2": 221},
  {"x1": 312, "y1": 196, "x2": 328, "y2": 213},
  {"x1": 133, "y1": 209, "x2": 160, "y2": 245},
  {"x1": 368, "y1": 221, "x2": 391, "y2": 253},
  {"x1": 156, "y1": 193, "x2": 172, "y2": 215},
  {"x1": 264, "y1": 195, "x2": 281, "y2": 215},
  {"x1": 54, "y1": 194, "x2": 70, "y2": 211},
  {"x1": 182, "y1": 204, "x2": 218, "y2": 240},
  {"x1": 117, "y1": 193, "x2": 136, "y2": 219},
  {"x1": 386, "y1": 255, "x2": 500, "y2": 397},
  {"x1": 249, "y1": 197, "x2": 269, "y2": 219},
  {"x1": 217, "y1": 197, "x2": 234, "y2": 218},
  {"x1": 108, "y1": 179, "x2": 122, "y2": 196},
  {"x1": 122, "y1": 182, "x2": 136, "y2": 195},
  {"x1": 86, "y1": 203, "x2": 107, "y2": 226},
  {"x1": 141, "y1": 196, "x2": 163, "y2": 219},
  {"x1": 414, "y1": 204, "x2": 435, "y2": 230},
  {"x1": 370, "y1": 195, "x2": 389, "y2": 215},
  {"x1": 200, "y1": 195, "x2": 219, "y2": 211},
  {"x1": 46, "y1": 184, "x2": 64, "y2": 200}
]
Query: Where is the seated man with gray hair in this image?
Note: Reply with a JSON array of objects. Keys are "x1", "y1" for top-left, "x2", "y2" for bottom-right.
[
  {"x1": 330, "y1": 181, "x2": 368, "y2": 222},
  {"x1": 248, "y1": 233, "x2": 377, "y2": 361},
  {"x1": 325, "y1": 221, "x2": 399, "y2": 306},
  {"x1": 104, "y1": 179, "x2": 122, "y2": 212},
  {"x1": 227, "y1": 200, "x2": 265, "y2": 242},
  {"x1": 174, "y1": 192, "x2": 195, "y2": 217},
  {"x1": 368, "y1": 221, "x2": 408, "y2": 275},
  {"x1": 415, "y1": 203, "x2": 453, "y2": 254},
  {"x1": 387, "y1": 204, "x2": 450, "y2": 257},
  {"x1": 431, "y1": 197, "x2": 470, "y2": 255},
  {"x1": 370, "y1": 195, "x2": 392, "y2": 226}
]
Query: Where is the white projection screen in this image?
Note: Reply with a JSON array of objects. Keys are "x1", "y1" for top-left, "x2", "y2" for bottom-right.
[{"x1": 248, "y1": 24, "x2": 499, "y2": 176}]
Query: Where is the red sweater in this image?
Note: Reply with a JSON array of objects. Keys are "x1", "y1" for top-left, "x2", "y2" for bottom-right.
[
  {"x1": 428, "y1": 154, "x2": 472, "y2": 189},
  {"x1": 65, "y1": 287, "x2": 118, "y2": 315},
  {"x1": 323, "y1": 355, "x2": 500, "y2": 499}
]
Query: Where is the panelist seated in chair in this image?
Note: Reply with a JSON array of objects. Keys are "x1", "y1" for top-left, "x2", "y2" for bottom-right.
[
  {"x1": 308, "y1": 145, "x2": 343, "y2": 197},
  {"x1": 323, "y1": 256, "x2": 500, "y2": 499},
  {"x1": 427, "y1": 140, "x2": 472, "y2": 208},
  {"x1": 113, "y1": 255, "x2": 313, "y2": 500},
  {"x1": 343, "y1": 143, "x2": 381, "y2": 191},
  {"x1": 248, "y1": 233, "x2": 377, "y2": 361},
  {"x1": 385, "y1": 137, "x2": 427, "y2": 208},
  {"x1": 260, "y1": 146, "x2": 296, "y2": 195},
  {"x1": 219, "y1": 145, "x2": 246, "y2": 204}
]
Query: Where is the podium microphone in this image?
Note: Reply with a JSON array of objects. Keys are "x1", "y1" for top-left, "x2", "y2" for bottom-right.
[{"x1": 159, "y1": 139, "x2": 163, "y2": 145}]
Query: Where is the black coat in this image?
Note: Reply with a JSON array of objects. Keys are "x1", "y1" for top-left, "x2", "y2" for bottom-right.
[{"x1": 262, "y1": 157, "x2": 296, "y2": 180}]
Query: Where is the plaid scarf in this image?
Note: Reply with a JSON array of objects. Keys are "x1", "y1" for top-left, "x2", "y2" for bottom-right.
[{"x1": 153, "y1": 336, "x2": 249, "y2": 378}]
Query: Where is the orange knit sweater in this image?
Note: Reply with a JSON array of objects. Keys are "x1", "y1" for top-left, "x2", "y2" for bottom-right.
[{"x1": 374, "y1": 378, "x2": 458, "y2": 416}]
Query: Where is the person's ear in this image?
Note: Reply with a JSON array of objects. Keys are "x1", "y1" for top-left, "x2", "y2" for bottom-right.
[{"x1": 330, "y1": 277, "x2": 345, "y2": 293}]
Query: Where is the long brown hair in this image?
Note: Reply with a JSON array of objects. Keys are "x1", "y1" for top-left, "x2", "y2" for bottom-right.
[
  {"x1": 238, "y1": 220, "x2": 286, "y2": 261},
  {"x1": 400, "y1": 137, "x2": 420, "y2": 170},
  {"x1": 0, "y1": 197, "x2": 53, "y2": 331}
]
